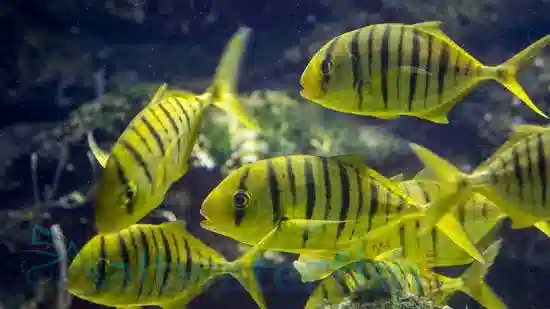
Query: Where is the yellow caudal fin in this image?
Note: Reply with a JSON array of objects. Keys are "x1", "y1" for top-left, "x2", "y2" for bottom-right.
[
  {"x1": 87, "y1": 132, "x2": 109, "y2": 168},
  {"x1": 409, "y1": 143, "x2": 474, "y2": 234},
  {"x1": 456, "y1": 240, "x2": 506, "y2": 309},
  {"x1": 224, "y1": 227, "x2": 279, "y2": 309},
  {"x1": 492, "y1": 34, "x2": 550, "y2": 119},
  {"x1": 206, "y1": 27, "x2": 259, "y2": 130},
  {"x1": 437, "y1": 214, "x2": 484, "y2": 264}
]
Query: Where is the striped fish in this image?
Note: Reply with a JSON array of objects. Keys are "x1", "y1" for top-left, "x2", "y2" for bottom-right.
[
  {"x1": 303, "y1": 241, "x2": 505, "y2": 309},
  {"x1": 300, "y1": 21, "x2": 550, "y2": 123},
  {"x1": 200, "y1": 154, "x2": 481, "y2": 262},
  {"x1": 89, "y1": 27, "x2": 258, "y2": 233},
  {"x1": 410, "y1": 124, "x2": 550, "y2": 235},
  {"x1": 293, "y1": 179, "x2": 500, "y2": 282},
  {"x1": 67, "y1": 221, "x2": 268, "y2": 309}
]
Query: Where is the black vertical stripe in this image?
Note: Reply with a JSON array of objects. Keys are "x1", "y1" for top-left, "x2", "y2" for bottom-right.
[
  {"x1": 367, "y1": 180, "x2": 379, "y2": 232},
  {"x1": 458, "y1": 202, "x2": 466, "y2": 226},
  {"x1": 137, "y1": 227, "x2": 149, "y2": 298},
  {"x1": 117, "y1": 234, "x2": 130, "y2": 290},
  {"x1": 158, "y1": 228, "x2": 172, "y2": 296},
  {"x1": 129, "y1": 126, "x2": 154, "y2": 156},
  {"x1": 399, "y1": 224, "x2": 406, "y2": 257},
  {"x1": 321, "y1": 158, "x2": 332, "y2": 221},
  {"x1": 158, "y1": 103, "x2": 180, "y2": 135},
  {"x1": 151, "y1": 108, "x2": 169, "y2": 137},
  {"x1": 149, "y1": 228, "x2": 160, "y2": 296},
  {"x1": 481, "y1": 201, "x2": 489, "y2": 218},
  {"x1": 431, "y1": 228, "x2": 438, "y2": 262},
  {"x1": 170, "y1": 233, "x2": 182, "y2": 288},
  {"x1": 183, "y1": 238, "x2": 193, "y2": 284},
  {"x1": 333, "y1": 272, "x2": 351, "y2": 295},
  {"x1": 408, "y1": 29, "x2": 420, "y2": 111},
  {"x1": 111, "y1": 155, "x2": 134, "y2": 214},
  {"x1": 285, "y1": 157, "x2": 297, "y2": 206},
  {"x1": 267, "y1": 160, "x2": 281, "y2": 225},
  {"x1": 380, "y1": 25, "x2": 390, "y2": 109},
  {"x1": 350, "y1": 30, "x2": 364, "y2": 110},
  {"x1": 537, "y1": 133, "x2": 547, "y2": 207},
  {"x1": 234, "y1": 167, "x2": 250, "y2": 226},
  {"x1": 350, "y1": 170, "x2": 364, "y2": 239},
  {"x1": 384, "y1": 190, "x2": 392, "y2": 223},
  {"x1": 96, "y1": 236, "x2": 107, "y2": 292},
  {"x1": 423, "y1": 35, "x2": 433, "y2": 108},
  {"x1": 120, "y1": 139, "x2": 153, "y2": 185},
  {"x1": 335, "y1": 163, "x2": 351, "y2": 240},
  {"x1": 512, "y1": 144, "x2": 524, "y2": 201},
  {"x1": 525, "y1": 138, "x2": 535, "y2": 204},
  {"x1": 302, "y1": 157, "x2": 316, "y2": 247},
  {"x1": 320, "y1": 39, "x2": 337, "y2": 93},
  {"x1": 173, "y1": 97, "x2": 192, "y2": 133},
  {"x1": 141, "y1": 115, "x2": 166, "y2": 155},
  {"x1": 396, "y1": 25, "x2": 404, "y2": 103},
  {"x1": 437, "y1": 43, "x2": 449, "y2": 102}
]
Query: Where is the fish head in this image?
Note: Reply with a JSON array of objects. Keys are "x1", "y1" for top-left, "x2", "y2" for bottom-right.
[
  {"x1": 94, "y1": 159, "x2": 146, "y2": 233},
  {"x1": 300, "y1": 36, "x2": 359, "y2": 108},
  {"x1": 200, "y1": 160, "x2": 277, "y2": 243},
  {"x1": 67, "y1": 234, "x2": 126, "y2": 301}
]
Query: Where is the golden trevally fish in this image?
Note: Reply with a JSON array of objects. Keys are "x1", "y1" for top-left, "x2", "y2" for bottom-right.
[
  {"x1": 302, "y1": 241, "x2": 505, "y2": 309},
  {"x1": 88, "y1": 27, "x2": 258, "y2": 233},
  {"x1": 200, "y1": 154, "x2": 482, "y2": 262},
  {"x1": 410, "y1": 124, "x2": 550, "y2": 235},
  {"x1": 67, "y1": 220, "x2": 272, "y2": 309},
  {"x1": 293, "y1": 178, "x2": 503, "y2": 282},
  {"x1": 300, "y1": 21, "x2": 550, "y2": 123}
]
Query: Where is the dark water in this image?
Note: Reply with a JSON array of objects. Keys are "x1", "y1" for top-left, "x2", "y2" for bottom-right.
[{"x1": 2, "y1": 1, "x2": 550, "y2": 309}]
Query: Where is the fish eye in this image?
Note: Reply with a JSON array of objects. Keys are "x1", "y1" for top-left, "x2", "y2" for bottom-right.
[
  {"x1": 233, "y1": 190, "x2": 250, "y2": 209},
  {"x1": 120, "y1": 182, "x2": 137, "y2": 206}
]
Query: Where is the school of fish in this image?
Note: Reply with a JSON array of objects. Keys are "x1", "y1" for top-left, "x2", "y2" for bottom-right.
[{"x1": 64, "y1": 21, "x2": 550, "y2": 309}]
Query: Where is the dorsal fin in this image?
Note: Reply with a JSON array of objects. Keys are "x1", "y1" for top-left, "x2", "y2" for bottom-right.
[
  {"x1": 413, "y1": 21, "x2": 444, "y2": 33},
  {"x1": 87, "y1": 132, "x2": 109, "y2": 168},
  {"x1": 328, "y1": 154, "x2": 366, "y2": 168}
]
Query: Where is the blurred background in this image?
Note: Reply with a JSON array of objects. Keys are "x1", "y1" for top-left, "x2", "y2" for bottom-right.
[{"x1": 1, "y1": 0, "x2": 550, "y2": 308}]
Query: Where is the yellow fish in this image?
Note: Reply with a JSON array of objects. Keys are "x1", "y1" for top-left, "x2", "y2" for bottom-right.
[
  {"x1": 89, "y1": 27, "x2": 258, "y2": 233},
  {"x1": 409, "y1": 124, "x2": 550, "y2": 235},
  {"x1": 293, "y1": 179, "x2": 501, "y2": 282},
  {"x1": 67, "y1": 221, "x2": 270, "y2": 309},
  {"x1": 300, "y1": 21, "x2": 550, "y2": 123},
  {"x1": 200, "y1": 154, "x2": 482, "y2": 262},
  {"x1": 302, "y1": 241, "x2": 505, "y2": 309}
]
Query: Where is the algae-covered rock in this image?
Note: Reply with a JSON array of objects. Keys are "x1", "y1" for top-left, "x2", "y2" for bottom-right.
[{"x1": 325, "y1": 294, "x2": 452, "y2": 309}]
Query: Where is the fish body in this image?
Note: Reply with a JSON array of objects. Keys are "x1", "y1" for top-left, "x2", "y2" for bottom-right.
[
  {"x1": 303, "y1": 241, "x2": 505, "y2": 309},
  {"x1": 200, "y1": 154, "x2": 481, "y2": 262},
  {"x1": 300, "y1": 21, "x2": 550, "y2": 123},
  {"x1": 293, "y1": 179, "x2": 500, "y2": 282},
  {"x1": 90, "y1": 27, "x2": 258, "y2": 233},
  {"x1": 410, "y1": 124, "x2": 550, "y2": 234},
  {"x1": 67, "y1": 221, "x2": 267, "y2": 309}
]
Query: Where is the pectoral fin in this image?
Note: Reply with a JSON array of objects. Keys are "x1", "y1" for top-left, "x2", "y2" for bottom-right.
[{"x1": 87, "y1": 132, "x2": 109, "y2": 168}]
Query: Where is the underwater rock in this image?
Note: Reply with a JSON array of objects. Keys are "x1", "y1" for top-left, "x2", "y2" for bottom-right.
[{"x1": 324, "y1": 294, "x2": 452, "y2": 309}]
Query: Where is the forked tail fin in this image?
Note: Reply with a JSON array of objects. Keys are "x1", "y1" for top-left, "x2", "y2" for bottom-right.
[{"x1": 206, "y1": 27, "x2": 258, "y2": 129}]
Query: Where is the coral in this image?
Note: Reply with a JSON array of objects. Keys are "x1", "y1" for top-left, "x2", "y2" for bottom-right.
[{"x1": 325, "y1": 294, "x2": 452, "y2": 309}]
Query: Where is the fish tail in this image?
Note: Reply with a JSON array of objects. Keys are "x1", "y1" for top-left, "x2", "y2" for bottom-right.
[
  {"x1": 454, "y1": 240, "x2": 506, "y2": 309},
  {"x1": 223, "y1": 227, "x2": 278, "y2": 309},
  {"x1": 206, "y1": 27, "x2": 259, "y2": 129},
  {"x1": 409, "y1": 143, "x2": 473, "y2": 234},
  {"x1": 490, "y1": 34, "x2": 550, "y2": 119}
]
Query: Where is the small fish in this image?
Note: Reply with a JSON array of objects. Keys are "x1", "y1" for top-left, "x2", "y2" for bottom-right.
[
  {"x1": 89, "y1": 27, "x2": 258, "y2": 233},
  {"x1": 409, "y1": 124, "x2": 550, "y2": 235},
  {"x1": 67, "y1": 220, "x2": 271, "y2": 309},
  {"x1": 300, "y1": 21, "x2": 550, "y2": 123},
  {"x1": 302, "y1": 241, "x2": 505, "y2": 309},
  {"x1": 200, "y1": 154, "x2": 482, "y2": 262}
]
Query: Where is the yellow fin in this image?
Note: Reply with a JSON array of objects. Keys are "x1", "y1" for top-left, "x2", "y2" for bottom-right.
[
  {"x1": 457, "y1": 240, "x2": 506, "y2": 309},
  {"x1": 207, "y1": 27, "x2": 259, "y2": 130},
  {"x1": 437, "y1": 214, "x2": 484, "y2": 264},
  {"x1": 389, "y1": 173, "x2": 405, "y2": 182},
  {"x1": 494, "y1": 35, "x2": 550, "y2": 119},
  {"x1": 513, "y1": 124, "x2": 550, "y2": 134},
  {"x1": 534, "y1": 221, "x2": 550, "y2": 238},
  {"x1": 87, "y1": 132, "x2": 109, "y2": 168},
  {"x1": 413, "y1": 168, "x2": 434, "y2": 181},
  {"x1": 476, "y1": 186, "x2": 538, "y2": 229},
  {"x1": 150, "y1": 83, "x2": 168, "y2": 105},
  {"x1": 412, "y1": 21, "x2": 444, "y2": 32}
]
